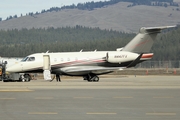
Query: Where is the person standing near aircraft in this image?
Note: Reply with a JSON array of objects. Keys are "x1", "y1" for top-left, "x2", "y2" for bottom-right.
[{"x1": 56, "y1": 74, "x2": 61, "y2": 82}]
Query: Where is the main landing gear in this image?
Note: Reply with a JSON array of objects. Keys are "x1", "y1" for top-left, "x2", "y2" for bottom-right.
[{"x1": 83, "y1": 73, "x2": 99, "y2": 82}]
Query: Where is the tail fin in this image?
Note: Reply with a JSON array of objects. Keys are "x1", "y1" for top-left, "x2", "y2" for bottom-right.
[{"x1": 122, "y1": 26, "x2": 176, "y2": 53}]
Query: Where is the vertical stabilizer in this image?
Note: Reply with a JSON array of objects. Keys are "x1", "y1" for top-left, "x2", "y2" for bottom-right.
[{"x1": 122, "y1": 26, "x2": 176, "y2": 53}]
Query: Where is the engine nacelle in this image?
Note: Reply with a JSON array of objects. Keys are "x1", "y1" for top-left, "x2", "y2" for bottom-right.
[{"x1": 106, "y1": 51, "x2": 139, "y2": 63}]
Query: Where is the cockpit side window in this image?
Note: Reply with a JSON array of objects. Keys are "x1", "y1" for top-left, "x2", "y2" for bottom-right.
[
  {"x1": 27, "y1": 57, "x2": 35, "y2": 61},
  {"x1": 21, "y1": 57, "x2": 35, "y2": 62}
]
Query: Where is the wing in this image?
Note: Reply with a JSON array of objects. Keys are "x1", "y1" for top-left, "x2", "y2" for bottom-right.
[
  {"x1": 59, "y1": 53, "x2": 146, "y2": 75},
  {"x1": 60, "y1": 66, "x2": 124, "y2": 75}
]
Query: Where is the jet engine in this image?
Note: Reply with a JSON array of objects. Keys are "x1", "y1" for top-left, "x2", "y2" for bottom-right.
[{"x1": 106, "y1": 51, "x2": 139, "y2": 63}]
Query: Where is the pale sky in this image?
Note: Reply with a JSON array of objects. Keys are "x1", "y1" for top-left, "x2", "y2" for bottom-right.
[{"x1": 0, "y1": 0, "x2": 101, "y2": 20}]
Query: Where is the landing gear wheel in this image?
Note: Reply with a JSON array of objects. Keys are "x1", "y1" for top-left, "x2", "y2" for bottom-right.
[
  {"x1": 87, "y1": 75, "x2": 99, "y2": 82},
  {"x1": 20, "y1": 74, "x2": 31, "y2": 82},
  {"x1": 24, "y1": 74, "x2": 31, "y2": 82},
  {"x1": 93, "y1": 76, "x2": 99, "y2": 82}
]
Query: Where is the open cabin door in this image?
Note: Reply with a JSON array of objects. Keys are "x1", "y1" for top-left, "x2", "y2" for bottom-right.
[{"x1": 43, "y1": 55, "x2": 52, "y2": 80}]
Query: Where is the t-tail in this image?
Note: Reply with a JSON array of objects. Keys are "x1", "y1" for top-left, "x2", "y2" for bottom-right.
[{"x1": 122, "y1": 25, "x2": 176, "y2": 53}]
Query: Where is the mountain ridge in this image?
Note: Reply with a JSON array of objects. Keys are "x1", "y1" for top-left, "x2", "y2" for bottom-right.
[{"x1": 0, "y1": 2, "x2": 180, "y2": 32}]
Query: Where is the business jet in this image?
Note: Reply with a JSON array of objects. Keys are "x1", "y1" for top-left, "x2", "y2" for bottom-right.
[{"x1": 6, "y1": 25, "x2": 176, "y2": 82}]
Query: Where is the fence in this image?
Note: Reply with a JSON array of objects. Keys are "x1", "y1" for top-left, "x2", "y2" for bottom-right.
[{"x1": 137, "y1": 61, "x2": 180, "y2": 68}]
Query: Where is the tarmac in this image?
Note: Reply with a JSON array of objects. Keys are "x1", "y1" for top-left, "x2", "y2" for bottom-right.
[{"x1": 0, "y1": 75, "x2": 180, "y2": 120}]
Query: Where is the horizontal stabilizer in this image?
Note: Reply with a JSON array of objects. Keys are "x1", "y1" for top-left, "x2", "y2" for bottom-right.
[{"x1": 139, "y1": 25, "x2": 177, "y2": 34}]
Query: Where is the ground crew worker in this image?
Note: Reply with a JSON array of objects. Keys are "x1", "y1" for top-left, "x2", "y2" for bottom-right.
[{"x1": 56, "y1": 74, "x2": 61, "y2": 82}]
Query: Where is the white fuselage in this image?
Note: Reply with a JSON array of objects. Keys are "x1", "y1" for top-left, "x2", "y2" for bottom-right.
[{"x1": 6, "y1": 51, "x2": 147, "y2": 76}]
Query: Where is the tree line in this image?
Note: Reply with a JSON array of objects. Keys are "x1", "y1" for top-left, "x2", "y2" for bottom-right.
[
  {"x1": 0, "y1": 26, "x2": 179, "y2": 61},
  {"x1": 0, "y1": 26, "x2": 134, "y2": 57},
  {"x1": 151, "y1": 26, "x2": 180, "y2": 61},
  {"x1": 41, "y1": 0, "x2": 179, "y2": 12},
  {"x1": 2, "y1": 0, "x2": 179, "y2": 21}
]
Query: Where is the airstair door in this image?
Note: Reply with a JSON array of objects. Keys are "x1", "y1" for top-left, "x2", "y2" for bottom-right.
[{"x1": 43, "y1": 55, "x2": 52, "y2": 80}]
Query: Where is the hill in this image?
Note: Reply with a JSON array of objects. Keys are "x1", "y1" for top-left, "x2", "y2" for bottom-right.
[{"x1": 0, "y1": 2, "x2": 180, "y2": 32}]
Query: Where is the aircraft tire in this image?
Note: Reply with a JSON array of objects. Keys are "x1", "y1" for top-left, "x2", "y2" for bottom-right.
[
  {"x1": 24, "y1": 74, "x2": 31, "y2": 82},
  {"x1": 87, "y1": 76, "x2": 99, "y2": 82},
  {"x1": 93, "y1": 76, "x2": 99, "y2": 82}
]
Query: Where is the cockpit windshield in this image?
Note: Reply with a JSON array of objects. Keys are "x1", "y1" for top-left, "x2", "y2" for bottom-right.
[
  {"x1": 21, "y1": 57, "x2": 29, "y2": 62},
  {"x1": 21, "y1": 57, "x2": 35, "y2": 62}
]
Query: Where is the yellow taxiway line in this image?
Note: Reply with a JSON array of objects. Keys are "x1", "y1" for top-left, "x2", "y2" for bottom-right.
[{"x1": 0, "y1": 89, "x2": 33, "y2": 92}]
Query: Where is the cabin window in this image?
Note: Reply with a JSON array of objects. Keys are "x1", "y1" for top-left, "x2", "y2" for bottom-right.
[{"x1": 54, "y1": 58, "x2": 57, "y2": 62}]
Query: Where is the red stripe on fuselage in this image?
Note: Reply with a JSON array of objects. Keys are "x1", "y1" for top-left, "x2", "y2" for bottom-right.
[{"x1": 52, "y1": 58, "x2": 106, "y2": 67}]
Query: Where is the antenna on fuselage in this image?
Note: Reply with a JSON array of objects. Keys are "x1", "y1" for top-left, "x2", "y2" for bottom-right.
[
  {"x1": 80, "y1": 49, "x2": 83, "y2": 52},
  {"x1": 46, "y1": 50, "x2": 49, "y2": 53}
]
